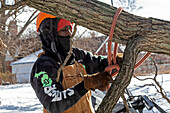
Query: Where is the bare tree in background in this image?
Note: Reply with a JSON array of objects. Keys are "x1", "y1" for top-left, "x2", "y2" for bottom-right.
[
  {"x1": 116, "y1": 0, "x2": 143, "y2": 12},
  {"x1": 0, "y1": 0, "x2": 38, "y2": 72}
]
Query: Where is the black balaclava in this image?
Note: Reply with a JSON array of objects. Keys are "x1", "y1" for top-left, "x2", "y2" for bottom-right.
[
  {"x1": 57, "y1": 35, "x2": 71, "y2": 56},
  {"x1": 38, "y1": 18, "x2": 71, "y2": 62}
]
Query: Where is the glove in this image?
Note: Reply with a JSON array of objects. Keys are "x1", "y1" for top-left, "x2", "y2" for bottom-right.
[
  {"x1": 83, "y1": 72, "x2": 113, "y2": 91},
  {"x1": 110, "y1": 53, "x2": 123, "y2": 74},
  {"x1": 116, "y1": 53, "x2": 123, "y2": 66}
]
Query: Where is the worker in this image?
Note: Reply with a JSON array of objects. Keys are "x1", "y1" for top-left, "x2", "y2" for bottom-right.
[{"x1": 30, "y1": 12, "x2": 118, "y2": 113}]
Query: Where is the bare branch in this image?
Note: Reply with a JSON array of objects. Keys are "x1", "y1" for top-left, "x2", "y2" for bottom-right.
[
  {"x1": 16, "y1": 10, "x2": 38, "y2": 38},
  {"x1": 151, "y1": 58, "x2": 170, "y2": 104},
  {"x1": 6, "y1": 5, "x2": 25, "y2": 19},
  {"x1": 134, "y1": 58, "x2": 170, "y2": 104},
  {"x1": 121, "y1": 93, "x2": 130, "y2": 113},
  {"x1": 133, "y1": 75, "x2": 153, "y2": 81},
  {"x1": 0, "y1": 0, "x2": 27, "y2": 14},
  {"x1": 77, "y1": 29, "x2": 87, "y2": 39}
]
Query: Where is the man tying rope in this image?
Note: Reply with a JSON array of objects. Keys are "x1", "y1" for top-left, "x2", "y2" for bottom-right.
[{"x1": 30, "y1": 12, "x2": 123, "y2": 113}]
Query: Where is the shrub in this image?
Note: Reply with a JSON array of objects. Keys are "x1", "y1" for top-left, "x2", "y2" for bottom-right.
[{"x1": 0, "y1": 72, "x2": 16, "y2": 85}]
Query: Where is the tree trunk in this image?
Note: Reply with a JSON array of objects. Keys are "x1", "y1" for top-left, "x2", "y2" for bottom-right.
[
  {"x1": 0, "y1": 0, "x2": 8, "y2": 73},
  {"x1": 97, "y1": 36, "x2": 147, "y2": 113},
  {"x1": 26, "y1": 0, "x2": 170, "y2": 112}
]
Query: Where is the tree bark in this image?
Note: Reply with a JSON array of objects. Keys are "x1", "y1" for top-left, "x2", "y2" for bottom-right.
[
  {"x1": 26, "y1": 0, "x2": 170, "y2": 112},
  {"x1": 97, "y1": 36, "x2": 148, "y2": 113},
  {"x1": 0, "y1": 0, "x2": 8, "y2": 73},
  {"x1": 27, "y1": 0, "x2": 170, "y2": 55}
]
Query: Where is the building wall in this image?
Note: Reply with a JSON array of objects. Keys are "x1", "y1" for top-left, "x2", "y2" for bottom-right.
[
  {"x1": 12, "y1": 63, "x2": 34, "y2": 83},
  {"x1": 6, "y1": 61, "x2": 12, "y2": 72}
]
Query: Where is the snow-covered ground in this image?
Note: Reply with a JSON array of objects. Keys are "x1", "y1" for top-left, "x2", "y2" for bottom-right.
[
  {"x1": 127, "y1": 74, "x2": 170, "y2": 113},
  {"x1": 0, "y1": 74, "x2": 170, "y2": 113},
  {"x1": 0, "y1": 84, "x2": 42, "y2": 113}
]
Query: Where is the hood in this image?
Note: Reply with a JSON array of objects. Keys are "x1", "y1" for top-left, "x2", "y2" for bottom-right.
[
  {"x1": 38, "y1": 18, "x2": 58, "y2": 53},
  {"x1": 38, "y1": 18, "x2": 66, "y2": 63},
  {"x1": 38, "y1": 17, "x2": 74, "y2": 64}
]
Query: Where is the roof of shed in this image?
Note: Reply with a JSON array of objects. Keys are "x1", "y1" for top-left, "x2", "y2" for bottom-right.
[{"x1": 10, "y1": 50, "x2": 43, "y2": 65}]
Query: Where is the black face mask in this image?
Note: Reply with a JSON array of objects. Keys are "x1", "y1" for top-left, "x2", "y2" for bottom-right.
[{"x1": 57, "y1": 35, "x2": 71, "y2": 56}]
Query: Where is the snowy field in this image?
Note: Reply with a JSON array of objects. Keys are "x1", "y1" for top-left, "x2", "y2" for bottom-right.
[
  {"x1": 0, "y1": 84, "x2": 42, "y2": 113},
  {"x1": 0, "y1": 74, "x2": 170, "y2": 113}
]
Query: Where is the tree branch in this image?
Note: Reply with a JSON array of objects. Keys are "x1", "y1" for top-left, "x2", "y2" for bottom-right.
[
  {"x1": 0, "y1": 0, "x2": 27, "y2": 14},
  {"x1": 16, "y1": 10, "x2": 38, "y2": 38},
  {"x1": 121, "y1": 93, "x2": 130, "y2": 113},
  {"x1": 134, "y1": 58, "x2": 170, "y2": 104},
  {"x1": 151, "y1": 58, "x2": 170, "y2": 104},
  {"x1": 6, "y1": 6, "x2": 25, "y2": 19},
  {"x1": 26, "y1": 0, "x2": 170, "y2": 55},
  {"x1": 97, "y1": 36, "x2": 144, "y2": 113}
]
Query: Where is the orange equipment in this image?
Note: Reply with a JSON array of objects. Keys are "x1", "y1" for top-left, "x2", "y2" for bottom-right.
[
  {"x1": 36, "y1": 12, "x2": 56, "y2": 32},
  {"x1": 36, "y1": 12, "x2": 72, "y2": 32},
  {"x1": 105, "y1": 7, "x2": 151, "y2": 77}
]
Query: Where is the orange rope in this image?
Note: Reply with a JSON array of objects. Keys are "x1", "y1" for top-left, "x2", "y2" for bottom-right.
[
  {"x1": 106, "y1": 7, "x2": 123, "y2": 75},
  {"x1": 113, "y1": 43, "x2": 118, "y2": 65},
  {"x1": 108, "y1": 7, "x2": 123, "y2": 66},
  {"x1": 105, "y1": 7, "x2": 151, "y2": 78},
  {"x1": 134, "y1": 52, "x2": 151, "y2": 69},
  {"x1": 106, "y1": 53, "x2": 151, "y2": 77}
]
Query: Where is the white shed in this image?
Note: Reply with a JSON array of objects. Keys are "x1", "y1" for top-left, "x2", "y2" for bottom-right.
[{"x1": 10, "y1": 50, "x2": 43, "y2": 83}]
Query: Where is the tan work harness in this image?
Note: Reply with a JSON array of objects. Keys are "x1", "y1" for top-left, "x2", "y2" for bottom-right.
[{"x1": 44, "y1": 61, "x2": 95, "y2": 113}]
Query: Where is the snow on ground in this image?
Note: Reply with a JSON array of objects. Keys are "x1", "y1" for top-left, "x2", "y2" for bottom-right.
[
  {"x1": 0, "y1": 84, "x2": 42, "y2": 113},
  {"x1": 0, "y1": 74, "x2": 170, "y2": 113},
  {"x1": 127, "y1": 74, "x2": 170, "y2": 112}
]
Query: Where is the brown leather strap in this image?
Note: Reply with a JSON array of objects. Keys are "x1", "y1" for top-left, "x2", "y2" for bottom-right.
[{"x1": 43, "y1": 107, "x2": 49, "y2": 113}]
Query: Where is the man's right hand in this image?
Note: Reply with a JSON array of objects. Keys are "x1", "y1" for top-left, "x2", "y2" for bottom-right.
[{"x1": 83, "y1": 72, "x2": 113, "y2": 91}]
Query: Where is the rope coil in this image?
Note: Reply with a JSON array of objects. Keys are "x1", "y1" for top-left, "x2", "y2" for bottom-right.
[{"x1": 105, "y1": 7, "x2": 151, "y2": 77}]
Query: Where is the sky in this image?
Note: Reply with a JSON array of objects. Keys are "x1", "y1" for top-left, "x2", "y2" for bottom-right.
[{"x1": 136, "y1": 0, "x2": 170, "y2": 20}]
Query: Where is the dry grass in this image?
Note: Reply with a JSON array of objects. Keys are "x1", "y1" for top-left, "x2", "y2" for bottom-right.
[{"x1": 0, "y1": 72, "x2": 16, "y2": 84}]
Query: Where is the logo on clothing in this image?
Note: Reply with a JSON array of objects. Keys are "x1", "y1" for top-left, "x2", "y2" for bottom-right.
[
  {"x1": 35, "y1": 72, "x2": 75, "y2": 102},
  {"x1": 44, "y1": 84, "x2": 74, "y2": 102},
  {"x1": 35, "y1": 71, "x2": 52, "y2": 87}
]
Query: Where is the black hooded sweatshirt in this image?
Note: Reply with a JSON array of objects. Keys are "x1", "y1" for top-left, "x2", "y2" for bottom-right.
[{"x1": 30, "y1": 18, "x2": 108, "y2": 113}]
